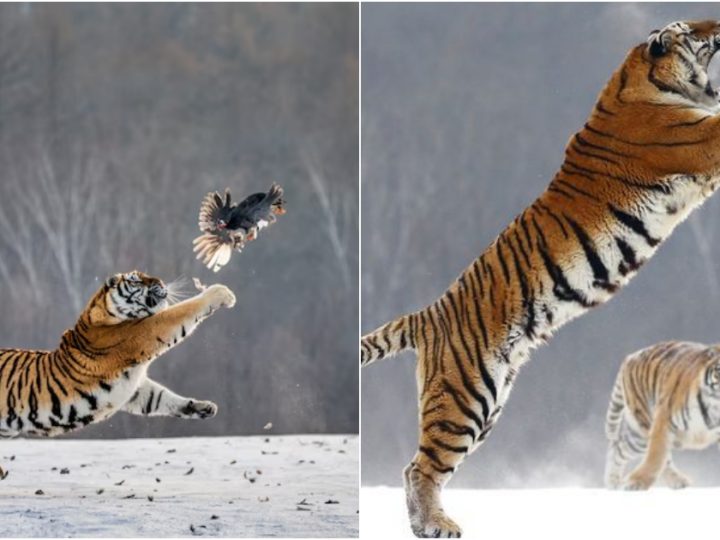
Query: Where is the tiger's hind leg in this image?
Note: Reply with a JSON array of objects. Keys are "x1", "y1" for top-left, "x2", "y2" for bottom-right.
[
  {"x1": 604, "y1": 427, "x2": 644, "y2": 489},
  {"x1": 404, "y1": 351, "x2": 505, "y2": 538},
  {"x1": 661, "y1": 457, "x2": 691, "y2": 489},
  {"x1": 122, "y1": 378, "x2": 217, "y2": 419}
]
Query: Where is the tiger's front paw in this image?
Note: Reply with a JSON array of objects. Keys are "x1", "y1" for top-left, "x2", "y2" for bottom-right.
[
  {"x1": 204, "y1": 284, "x2": 236, "y2": 309},
  {"x1": 624, "y1": 472, "x2": 655, "y2": 491},
  {"x1": 178, "y1": 399, "x2": 218, "y2": 419}
]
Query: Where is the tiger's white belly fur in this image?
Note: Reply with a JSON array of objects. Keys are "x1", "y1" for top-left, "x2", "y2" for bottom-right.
[
  {"x1": 509, "y1": 174, "x2": 719, "y2": 368},
  {"x1": 0, "y1": 365, "x2": 148, "y2": 438}
]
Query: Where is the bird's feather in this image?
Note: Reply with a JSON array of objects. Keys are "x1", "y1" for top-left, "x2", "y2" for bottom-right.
[{"x1": 198, "y1": 188, "x2": 233, "y2": 233}]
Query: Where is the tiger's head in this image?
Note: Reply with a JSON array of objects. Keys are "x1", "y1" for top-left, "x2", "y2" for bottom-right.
[
  {"x1": 90, "y1": 271, "x2": 169, "y2": 325},
  {"x1": 704, "y1": 354, "x2": 720, "y2": 393},
  {"x1": 644, "y1": 20, "x2": 720, "y2": 108}
]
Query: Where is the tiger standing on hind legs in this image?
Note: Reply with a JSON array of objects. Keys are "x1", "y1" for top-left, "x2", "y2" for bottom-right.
[
  {"x1": 362, "y1": 20, "x2": 720, "y2": 538},
  {"x1": 0, "y1": 271, "x2": 235, "y2": 472}
]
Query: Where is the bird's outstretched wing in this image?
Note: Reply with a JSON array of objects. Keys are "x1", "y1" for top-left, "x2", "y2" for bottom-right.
[
  {"x1": 198, "y1": 189, "x2": 232, "y2": 233},
  {"x1": 192, "y1": 230, "x2": 245, "y2": 273}
]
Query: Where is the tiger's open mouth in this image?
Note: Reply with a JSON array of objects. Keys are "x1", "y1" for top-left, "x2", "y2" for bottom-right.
[
  {"x1": 146, "y1": 284, "x2": 168, "y2": 309},
  {"x1": 708, "y1": 52, "x2": 720, "y2": 100}
]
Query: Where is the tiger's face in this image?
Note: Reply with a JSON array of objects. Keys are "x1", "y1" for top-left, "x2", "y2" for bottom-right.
[
  {"x1": 705, "y1": 359, "x2": 720, "y2": 393},
  {"x1": 104, "y1": 271, "x2": 169, "y2": 321},
  {"x1": 646, "y1": 20, "x2": 720, "y2": 108}
]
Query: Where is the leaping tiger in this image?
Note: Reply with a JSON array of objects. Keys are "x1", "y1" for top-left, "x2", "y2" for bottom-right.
[
  {"x1": 605, "y1": 341, "x2": 720, "y2": 490},
  {"x1": 0, "y1": 271, "x2": 235, "y2": 446},
  {"x1": 362, "y1": 20, "x2": 720, "y2": 538}
]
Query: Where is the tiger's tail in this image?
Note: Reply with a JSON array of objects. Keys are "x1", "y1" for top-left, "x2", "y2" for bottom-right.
[
  {"x1": 605, "y1": 367, "x2": 627, "y2": 441},
  {"x1": 361, "y1": 313, "x2": 415, "y2": 367}
]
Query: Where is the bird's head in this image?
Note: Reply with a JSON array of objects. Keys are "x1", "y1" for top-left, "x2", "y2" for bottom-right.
[
  {"x1": 89, "y1": 271, "x2": 169, "y2": 325},
  {"x1": 217, "y1": 218, "x2": 228, "y2": 230},
  {"x1": 271, "y1": 199, "x2": 287, "y2": 216}
]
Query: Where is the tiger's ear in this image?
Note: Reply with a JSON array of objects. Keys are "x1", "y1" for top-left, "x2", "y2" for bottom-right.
[
  {"x1": 647, "y1": 22, "x2": 689, "y2": 58},
  {"x1": 647, "y1": 29, "x2": 672, "y2": 57},
  {"x1": 105, "y1": 275, "x2": 120, "y2": 289}
]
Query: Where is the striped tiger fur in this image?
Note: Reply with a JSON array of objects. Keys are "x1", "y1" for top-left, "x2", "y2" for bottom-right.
[
  {"x1": 605, "y1": 341, "x2": 720, "y2": 490},
  {"x1": 0, "y1": 271, "x2": 235, "y2": 443},
  {"x1": 362, "y1": 20, "x2": 720, "y2": 538}
]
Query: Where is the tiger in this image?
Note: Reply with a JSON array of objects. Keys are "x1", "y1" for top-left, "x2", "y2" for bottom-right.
[
  {"x1": 0, "y1": 271, "x2": 235, "y2": 446},
  {"x1": 604, "y1": 341, "x2": 720, "y2": 491},
  {"x1": 361, "y1": 20, "x2": 720, "y2": 538}
]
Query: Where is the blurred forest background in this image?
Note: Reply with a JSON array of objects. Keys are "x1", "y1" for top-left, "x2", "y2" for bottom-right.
[
  {"x1": 0, "y1": 3, "x2": 358, "y2": 437},
  {"x1": 362, "y1": 3, "x2": 720, "y2": 487}
]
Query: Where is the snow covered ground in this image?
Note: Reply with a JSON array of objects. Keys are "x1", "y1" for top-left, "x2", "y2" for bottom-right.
[
  {"x1": 361, "y1": 486, "x2": 716, "y2": 539},
  {"x1": 0, "y1": 436, "x2": 358, "y2": 537}
]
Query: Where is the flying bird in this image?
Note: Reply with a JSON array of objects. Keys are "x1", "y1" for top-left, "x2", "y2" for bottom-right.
[{"x1": 193, "y1": 183, "x2": 286, "y2": 272}]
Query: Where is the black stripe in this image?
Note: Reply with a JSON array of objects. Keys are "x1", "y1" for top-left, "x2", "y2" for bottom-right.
[
  {"x1": 76, "y1": 389, "x2": 98, "y2": 411},
  {"x1": 548, "y1": 185, "x2": 575, "y2": 201},
  {"x1": 555, "y1": 178, "x2": 601, "y2": 202},
  {"x1": 667, "y1": 115, "x2": 710, "y2": 128},
  {"x1": 698, "y1": 393, "x2": 713, "y2": 428},
  {"x1": 533, "y1": 220, "x2": 594, "y2": 308},
  {"x1": 534, "y1": 202, "x2": 569, "y2": 239},
  {"x1": 469, "y1": 264, "x2": 490, "y2": 349},
  {"x1": 575, "y1": 132, "x2": 631, "y2": 159},
  {"x1": 614, "y1": 236, "x2": 639, "y2": 275},
  {"x1": 505, "y1": 233, "x2": 537, "y2": 337},
  {"x1": 563, "y1": 214, "x2": 614, "y2": 292},
  {"x1": 442, "y1": 379, "x2": 484, "y2": 435},
  {"x1": 428, "y1": 420, "x2": 476, "y2": 441},
  {"x1": 495, "y1": 240, "x2": 511, "y2": 284},
  {"x1": 584, "y1": 121, "x2": 708, "y2": 148},
  {"x1": 418, "y1": 445, "x2": 450, "y2": 467},
  {"x1": 595, "y1": 100, "x2": 615, "y2": 116},
  {"x1": 564, "y1": 158, "x2": 673, "y2": 194},
  {"x1": 144, "y1": 390, "x2": 155, "y2": 414},
  {"x1": 569, "y1": 142, "x2": 621, "y2": 167},
  {"x1": 438, "y1": 293, "x2": 491, "y2": 420},
  {"x1": 608, "y1": 204, "x2": 660, "y2": 247},
  {"x1": 457, "y1": 275, "x2": 496, "y2": 401},
  {"x1": 429, "y1": 437, "x2": 468, "y2": 454}
]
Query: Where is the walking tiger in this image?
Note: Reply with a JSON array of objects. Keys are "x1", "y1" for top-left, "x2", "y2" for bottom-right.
[
  {"x1": 362, "y1": 20, "x2": 720, "y2": 537},
  {"x1": 605, "y1": 341, "x2": 720, "y2": 490}
]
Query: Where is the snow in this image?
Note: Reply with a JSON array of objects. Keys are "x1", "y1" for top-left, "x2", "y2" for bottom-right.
[
  {"x1": 0, "y1": 436, "x2": 358, "y2": 537},
  {"x1": 361, "y1": 486, "x2": 716, "y2": 539}
]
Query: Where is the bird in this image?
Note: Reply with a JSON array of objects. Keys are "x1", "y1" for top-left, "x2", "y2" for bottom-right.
[{"x1": 192, "y1": 183, "x2": 286, "y2": 272}]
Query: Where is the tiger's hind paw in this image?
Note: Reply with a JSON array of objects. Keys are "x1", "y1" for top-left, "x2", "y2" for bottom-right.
[
  {"x1": 663, "y1": 469, "x2": 691, "y2": 489},
  {"x1": 178, "y1": 400, "x2": 218, "y2": 419},
  {"x1": 412, "y1": 512, "x2": 462, "y2": 538}
]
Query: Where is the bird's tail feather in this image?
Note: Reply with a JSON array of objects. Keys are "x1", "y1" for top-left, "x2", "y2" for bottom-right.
[
  {"x1": 193, "y1": 233, "x2": 236, "y2": 272},
  {"x1": 266, "y1": 183, "x2": 284, "y2": 203}
]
